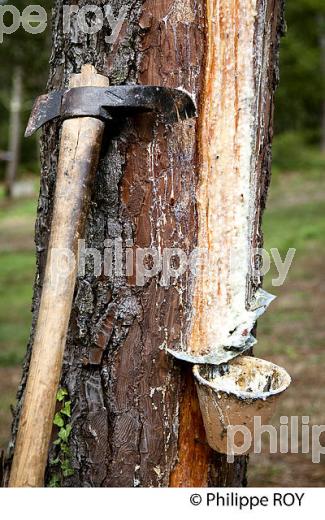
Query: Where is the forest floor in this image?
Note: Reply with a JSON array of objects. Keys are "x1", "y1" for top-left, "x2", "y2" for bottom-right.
[
  {"x1": 0, "y1": 169, "x2": 324, "y2": 486},
  {"x1": 248, "y1": 169, "x2": 325, "y2": 486},
  {"x1": 0, "y1": 188, "x2": 36, "y2": 449}
]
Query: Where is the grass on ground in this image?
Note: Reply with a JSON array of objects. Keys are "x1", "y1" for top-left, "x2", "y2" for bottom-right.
[
  {"x1": 248, "y1": 168, "x2": 325, "y2": 486},
  {"x1": 0, "y1": 186, "x2": 37, "y2": 447}
]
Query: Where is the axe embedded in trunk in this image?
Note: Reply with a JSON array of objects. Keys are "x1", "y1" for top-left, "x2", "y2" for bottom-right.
[
  {"x1": 25, "y1": 85, "x2": 195, "y2": 137},
  {"x1": 9, "y1": 64, "x2": 195, "y2": 488}
]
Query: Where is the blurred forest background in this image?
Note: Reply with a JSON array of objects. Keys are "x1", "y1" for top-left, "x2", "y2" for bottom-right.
[{"x1": 0, "y1": 0, "x2": 325, "y2": 486}]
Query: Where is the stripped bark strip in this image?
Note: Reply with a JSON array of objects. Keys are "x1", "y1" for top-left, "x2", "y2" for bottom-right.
[{"x1": 168, "y1": 0, "x2": 285, "y2": 363}]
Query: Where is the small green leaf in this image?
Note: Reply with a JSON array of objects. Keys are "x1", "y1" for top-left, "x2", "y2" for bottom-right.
[
  {"x1": 63, "y1": 468, "x2": 75, "y2": 478},
  {"x1": 53, "y1": 438, "x2": 61, "y2": 446},
  {"x1": 58, "y1": 424, "x2": 72, "y2": 443},
  {"x1": 61, "y1": 458, "x2": 75, "y2": 478},
  {"x1": 58, "y1": 429, "x2": 67, "y2": 443},
  {"x1": 61, "y1": 444, "x2": 70, "y2": 456},
  {"x1": 57, "y1": 388, "x2": 68, "y2": 402},
  {"x1": 50, "y1": 457, "x2": 60, "y2": 466},
  {"x1": 49, "y1": 474, "x2": 60, "y2": 487},
  {"x1": 61, "y1": 401, "x2": 71, "y2": 417},
  {"x1": 53, "y1": 412, "x2": 64, "y2": 427}
]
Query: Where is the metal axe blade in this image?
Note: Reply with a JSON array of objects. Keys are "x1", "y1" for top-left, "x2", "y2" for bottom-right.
[{"x1": 25, "y1": 85, "x2": 196, "y2": 137}]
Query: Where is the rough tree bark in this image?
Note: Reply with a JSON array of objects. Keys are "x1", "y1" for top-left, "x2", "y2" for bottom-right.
[{"x1": 6, "y1": 0, "x2": 285, "y2": 487}]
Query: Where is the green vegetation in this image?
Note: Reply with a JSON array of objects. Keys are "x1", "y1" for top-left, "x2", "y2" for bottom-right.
[
  {"x1": 264, "y1": 190, "x2": 325, "y2": 255},
  {"x1": 0, "y1": 185, "x2": 37, "y2": 445},
  {"x1": 248, "y1": 163, "x2": 325, "y2": 486},
  {"x1": 272, "y1": 133, "x2": 325, "y2": 174},
  {"x1": 260, "y1": 167, "x2": 325, "y2": 353},
  {"x1": 0, "y1": 0, "x2": 52, "y2": 180},
  {"x1": 49, "y1": 388, "x2": 74, "y2": 487},
  {"x1": 275, "y1": 0, "x2": 325, "y2": 141},
  {"x1": 0, "y1": 251, "x2": 35, "y2": 366},
  {"x1": 0, "y1": 188, "x2": 37, "y2": 367}
]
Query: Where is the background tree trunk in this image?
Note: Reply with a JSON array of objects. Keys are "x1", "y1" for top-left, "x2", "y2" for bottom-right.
[
  {"x1": 319, "y1": 15, "x2": 325, "y2": 153},
  {"x1": 6, "y1": 0, "x2": 284, "y2": 487},
  {"x1": 5, "y1": 67, "x2": 22, "y2": 199}
]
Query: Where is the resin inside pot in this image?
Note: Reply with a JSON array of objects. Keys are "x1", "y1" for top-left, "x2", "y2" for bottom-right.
[{"x1": 194, "y1": 356, "x2": 291, "y2": 400}]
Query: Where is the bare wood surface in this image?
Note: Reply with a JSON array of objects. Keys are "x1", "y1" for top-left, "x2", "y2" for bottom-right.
[
  {"x1": 186, "y1": 0, "x2": 284, "y2": 359},
  {"x1": 9, "y1": 65, "x2": 109, "y2": 487}
]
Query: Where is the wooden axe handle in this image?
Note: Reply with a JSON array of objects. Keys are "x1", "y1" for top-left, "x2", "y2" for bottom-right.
[{"x1": 9, "y1": 65, "x2": 109, "y2": 487}]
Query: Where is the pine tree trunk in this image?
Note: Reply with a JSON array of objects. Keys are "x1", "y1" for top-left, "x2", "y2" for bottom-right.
[
  {"x1": 320, "y1": 16, "x2": 325, "y2": 153},
  {"x1": 5, "y1": 67, "x2": 22, "y2": 199},
  {"x1": 6, "y1": 0, "x2": 284, "y2": 487}
]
